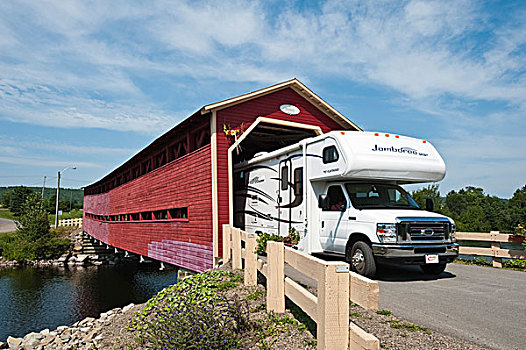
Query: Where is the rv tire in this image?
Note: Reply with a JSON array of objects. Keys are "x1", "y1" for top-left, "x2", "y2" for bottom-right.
[{"x1": 348, "y1": 241, "x2": 376, "y2": 278}]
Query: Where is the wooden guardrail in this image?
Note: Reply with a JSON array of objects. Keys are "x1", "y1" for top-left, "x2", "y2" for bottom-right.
[
  {"x1": 58, "y1": 218, "x2": 83, "y2": 228},
  {"x1": 456, "y1": 231, "x2": 525, "y2": 267},
  {"x1": 223, "y1": 225, "x2": 380, "y2": 350}
]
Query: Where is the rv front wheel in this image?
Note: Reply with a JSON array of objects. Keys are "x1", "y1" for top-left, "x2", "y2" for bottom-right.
[{"x1": 348, "y1": 241, "x2": 376, "y2": 278}]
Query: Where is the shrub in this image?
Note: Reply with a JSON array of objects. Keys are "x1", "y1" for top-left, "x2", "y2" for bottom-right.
[
  {"x1": 255, "y1": 228, "x2": 300, "y2": 255},
  {"x1": 1, "y1": 194, "x2": 70, "y2": 261},
  {"x1": 130, "y1": 270, "x2": 252, "y2": 350}
]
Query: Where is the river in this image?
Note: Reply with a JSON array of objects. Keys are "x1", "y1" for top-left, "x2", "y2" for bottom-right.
[{"x1": 0, "y1": 263, "x2": 178, "y2": 342}]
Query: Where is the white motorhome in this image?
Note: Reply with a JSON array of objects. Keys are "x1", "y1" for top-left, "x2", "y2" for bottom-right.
[{"x1": 233, "y1": 131, "x2": 458, "y2": 277}]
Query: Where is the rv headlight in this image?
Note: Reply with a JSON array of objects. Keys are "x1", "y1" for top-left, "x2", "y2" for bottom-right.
[
  {"x1": 377, "y1": 223, "x2": 397, "y2": 243},
  {"x1": 450, "y1": 223, "x2": 456, "y2": 242}
]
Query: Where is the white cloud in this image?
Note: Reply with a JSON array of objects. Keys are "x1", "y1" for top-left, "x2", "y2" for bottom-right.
[
  {"x1": 0, "y1": 156, "x2": 100, "y2": 169},
  {"x1": 0, "y1": 0, "x2": 524, "y2": 149}
]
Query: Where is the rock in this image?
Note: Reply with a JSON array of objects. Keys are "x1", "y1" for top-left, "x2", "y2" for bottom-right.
[
  {"x1": 0, "y1": 341, "x2": 7, "y2": 349},
  {"x1": 122, "y1": 303, "x2": 135, "y2": 313},
  {"x1": 39, "y1": 336, "x2": 54, "y2": 346},
  {"x1": 57, "y1": 254, "x2": 70, "y2": 263},
  {"x1": 79, "y1": 317, "x2": 95, "y2": 326},
  {"x1": 56, "y1": 326, "x2": 68, "y2": 333},
  {"x1": 39, "y1": 329, "x2": 50, "y2": 337},
  {"x1": 7, "y1": 336, "x2": 22, "y2": 349}
]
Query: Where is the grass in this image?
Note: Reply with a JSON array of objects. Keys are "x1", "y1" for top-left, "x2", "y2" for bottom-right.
[
  {"x1": 0, "y1": 209, "x2": 16, "y2": 221},
  {"x1": 0, "y1": 208, "x2": 83, "y2": 226},
  {"x1": 376, "y1": 310, "x2": 392, "y2": 316},
  {"x1": 455, "y1": 258, "x2": 526, "y2": 272},
  {"x1": 49, "y1": 209, "x2": 83, "y2": 225},
  {"x1": 388, "y1": 320, "x2": 431, "y2": 334}
]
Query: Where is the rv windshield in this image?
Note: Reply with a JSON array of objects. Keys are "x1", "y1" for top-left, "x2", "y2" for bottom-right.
[{"x1": 344, "y1": 183, "x2": 420, "y2": 210}]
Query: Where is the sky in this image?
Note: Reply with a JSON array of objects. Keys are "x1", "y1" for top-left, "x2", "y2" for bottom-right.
[{"x1": 0, "y1": 0, "x2": 524, "y2": 198}]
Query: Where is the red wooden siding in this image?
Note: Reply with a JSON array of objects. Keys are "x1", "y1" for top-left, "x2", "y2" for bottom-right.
[
  {"x1": 84, "y1": 145, "x2": 213, "y2": 272},
  {"x1": 215, "y1": 87, "x2": 345, "y2": 256}
]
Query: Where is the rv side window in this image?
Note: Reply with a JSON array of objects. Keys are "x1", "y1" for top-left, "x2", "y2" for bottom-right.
[
  {"x1": 294, "y1": 167, "x2": 303, "y2": 196},
  {"x1": 324, "y1": 185, "x2": 347, "y2": 211},
  {"x1": 281, "y1": 166, "x2": 288, "y2": 190},
  {"x1": 323, "y1": 146, "x2": 339, "y2": 163}
]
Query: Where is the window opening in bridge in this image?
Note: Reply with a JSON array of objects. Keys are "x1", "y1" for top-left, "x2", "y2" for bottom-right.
[
  {"x1": 154, "y1": 210, "x2": 168, "y2": 220},
  {"x1": 141, "y1": 211, "x2": 152, "y2": 220},
  {"x1": 168, "y1": 207, "x2": 188, "y2": 219},
  {"x1": 85, "y1": 207, "x2": 189, "y2": 222}
]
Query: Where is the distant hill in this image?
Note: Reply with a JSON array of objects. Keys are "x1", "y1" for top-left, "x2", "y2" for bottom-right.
[{"x1": 0, "y1": 186, "x2": 83, "y2": 205}]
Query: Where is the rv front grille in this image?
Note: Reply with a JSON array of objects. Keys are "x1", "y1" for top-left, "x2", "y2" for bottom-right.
[{"x1": 397, "y1": 218, "x2": 451, "y2": 242}]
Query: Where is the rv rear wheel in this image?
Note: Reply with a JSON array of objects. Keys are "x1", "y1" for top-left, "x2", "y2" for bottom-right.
[{"x1": 347, "y1": 241, "x2": 376, "y2": 278}]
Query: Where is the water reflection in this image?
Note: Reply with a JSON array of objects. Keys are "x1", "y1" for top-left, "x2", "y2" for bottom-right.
[{"x1": 0, "y1": 264, "x2": 178, "y2": 341}]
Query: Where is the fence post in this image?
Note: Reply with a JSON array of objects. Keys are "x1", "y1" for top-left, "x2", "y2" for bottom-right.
[
  {"x1": 266, "y1": 241, "x2": 285, "y2": 313},
  {"x1": 231, "y1": 228, "x2": 242, "y2": 270},
  {"x1": 318, "y1": 262, "x2": 350, "y2": 350},
  {"x1": 222, "y1": 224, "x2": 232, "y2": 264},
  {"x1": 490, "y1": 231, "x2": 502, "y2": 268},
  {"x1": 244, "y1": 233, "x2": 257, "y2": 286}
]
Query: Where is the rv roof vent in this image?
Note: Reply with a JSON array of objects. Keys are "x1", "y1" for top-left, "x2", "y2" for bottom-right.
[{"x1": 253, "y1": 152, "x2": 269, "y2": 158}]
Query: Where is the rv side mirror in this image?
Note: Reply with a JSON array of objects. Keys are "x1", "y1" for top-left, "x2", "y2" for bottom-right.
[
  {"x1": 318, "y1": 194, "x2": 329, "y2": 209},
  {"x1": 425, "y1": 198, "x2": 434, "y2": 212}
]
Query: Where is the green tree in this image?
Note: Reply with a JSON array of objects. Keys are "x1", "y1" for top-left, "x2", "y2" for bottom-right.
[
  {"x1": 1, "y1": 190, "x2": 11, "y2": 207},
  {"x1": 459, "y1": 206, "x2": 491, "y2": 232},
  {"x1": 411, "y1": 184, "x2": 443, "y2": 212},
  {"x1": 3, "y1": 194, "x2": 70, "y2": 261},
  {"x1": 507, "y1": 185, "x2": 526, "y2": 232},
  {"x1": 9, "y1": 186, "x2": 33, "y2": 216},
  {"x1": 16, "y1": 193, "x2": 50, "y2": 242}
]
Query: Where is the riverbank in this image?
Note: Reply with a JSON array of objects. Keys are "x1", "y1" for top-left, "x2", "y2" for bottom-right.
[{"x1": 0, "y1": 229, "x2": 134, "y2": 268}]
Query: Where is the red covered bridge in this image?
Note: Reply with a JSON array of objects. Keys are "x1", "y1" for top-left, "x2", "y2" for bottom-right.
[{"x1": 83, "y1": 79, "x2": 362, "y2": 272}]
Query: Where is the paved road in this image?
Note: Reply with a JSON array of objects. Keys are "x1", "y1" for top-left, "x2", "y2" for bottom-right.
[
  {"x1": 0, "y1": 218, "x2": 16, "y2": 233},
  {"x1": 377, "y1": 263, "x2": 525, "y2": 350}
]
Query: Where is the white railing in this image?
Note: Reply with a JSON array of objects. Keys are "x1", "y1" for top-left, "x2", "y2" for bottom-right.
[
  {"x1": 58, "y1": 218, "x2": 83, "y2": 227},
  {"x1": 223, "y1": 225, "x2": 380, "y2": 350},
  {"x1": 456, "y1": 231, "x2": 525, "y2": 267}
]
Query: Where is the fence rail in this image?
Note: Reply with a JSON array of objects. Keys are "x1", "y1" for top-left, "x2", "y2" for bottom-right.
[
  {"x1": 223, "y1": 225, "x2": 380, "y2": 350},
  {"x1": 58, "y1": 218, "x2": 83, "y2": 228},
  {"x1": 456, "y1": 231, "x2": 525, "y2": 267}
]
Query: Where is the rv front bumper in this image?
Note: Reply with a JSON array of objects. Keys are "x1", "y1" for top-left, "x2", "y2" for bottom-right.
[{"x1": 372, "y1": 243, "x2": 459, "y2": 265}]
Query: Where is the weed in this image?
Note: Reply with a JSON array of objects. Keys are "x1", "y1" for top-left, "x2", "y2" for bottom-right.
[
  {"x1": 349, "y1": 312, "x2": 362, "y2": 317},
  {"x1": 376, "y1": 310, "x2": 392, "y2": 316},
  {"x1": 247, "y1": 288, "x2": 266, "y2": 300},
  {"x1": 304, "y1": 339, "x2": 317, "y2": 347},
  {"x1": 389, "y1": 320, "x2": 431, "y2": 334}
]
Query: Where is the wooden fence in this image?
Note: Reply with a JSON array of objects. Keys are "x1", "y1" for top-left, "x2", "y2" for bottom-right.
[
  {"x1": 58, "y1": 218, "x2": 83, "y2": 228},
  {"x1": 223, "y1": 225, "x2": 380, "y2": 350},
  {"x1": 456, "y1": 231, "x2": 525, "y2": 267}
]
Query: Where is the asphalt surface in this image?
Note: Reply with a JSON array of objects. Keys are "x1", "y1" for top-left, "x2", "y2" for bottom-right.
[
  {"x1": 377, "y1": 263, "x2": 526, "y2": 350},
  {"x1": 0, "y1": 218, "x2": 16, "y2": 233}
]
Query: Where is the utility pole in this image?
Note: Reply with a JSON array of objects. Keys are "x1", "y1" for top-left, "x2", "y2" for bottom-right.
[
  {"x1": 54, "y1": 166, "x2": 76, "y2": 228},
  {"x1": 41, "y1": 176, "x2": 47, "y2": 199},
  {"x1": 55, "y1": 171, "x2": 60, "y2": 228}
]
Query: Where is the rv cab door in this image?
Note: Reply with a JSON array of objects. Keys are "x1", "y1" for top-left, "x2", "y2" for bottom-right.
[{"x1": 319, "y1": 184, "x2": 348, "y2": 252}]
